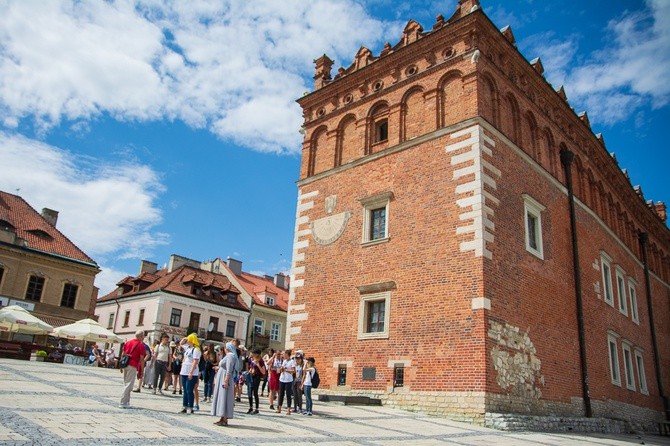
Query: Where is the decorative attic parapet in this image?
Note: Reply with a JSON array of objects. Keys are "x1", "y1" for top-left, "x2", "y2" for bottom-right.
[
  {"x1": 500, "y1": 25, "x2": 516, "y2": 45},
  {"x1": 314, "y1": 54, "x2": 334, "y2": 90},
  {"x1": 447, "y1": 0, "x2": 481, "y2": 22},
  {"x1": 401, "y1": 20, "x2": 424, "y2": 46},
  {"x1": 578, "y1": 111, "x2": 591, "y2": 129},
  {"x1": 354, "y1": 46, "x2": 374, "y2": 70},
  {"x1": 530, "y1": 57, "x2": 544, "y2": 75}
]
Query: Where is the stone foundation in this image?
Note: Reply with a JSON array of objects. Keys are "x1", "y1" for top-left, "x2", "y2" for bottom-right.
[{"x1": 315, "y1": 388, "x2": 664, "y2": 433}]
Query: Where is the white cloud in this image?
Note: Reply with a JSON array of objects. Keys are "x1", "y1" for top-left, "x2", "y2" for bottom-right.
[
  {"x1": 0, "y1": 132, "x2": 168, "y2": 261},
  {"x1": 520, "y1": 0, "x2": 670, "y2": 125},
  {"x1": 0, "y1": 0, "x2": 393, "y2": 154},
  {"x1": 95, "y1": 265, "x2": 133, "y2": 297}
]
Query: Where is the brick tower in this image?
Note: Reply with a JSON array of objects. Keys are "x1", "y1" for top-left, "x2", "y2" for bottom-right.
[{"x1": 288, "y1": 0, "x2": 670, "y2": 431}]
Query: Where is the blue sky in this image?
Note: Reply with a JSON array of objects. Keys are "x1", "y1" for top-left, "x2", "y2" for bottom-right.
[{"x1": 0, "y1": 0, "x2": 668, "y2": 296}]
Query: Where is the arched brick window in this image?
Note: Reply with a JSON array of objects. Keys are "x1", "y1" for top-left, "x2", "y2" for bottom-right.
[{"x1": 401, "y1": 86, "x2": 426, "y2": 142}]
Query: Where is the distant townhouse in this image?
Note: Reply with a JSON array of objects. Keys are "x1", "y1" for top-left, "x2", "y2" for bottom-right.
[
  {"x1": 0, "y1": 191, "x2": 100, "y2": 340},
  {"x1": 201, "y1": 257, "x2": 289, "y2": 351},
  {"x1": 96, "y1": 255, "x2": 249, "y2": 345}
]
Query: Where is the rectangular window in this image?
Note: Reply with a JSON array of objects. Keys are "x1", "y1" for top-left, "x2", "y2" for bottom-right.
[
  {"x1": 0, "y1": 267, "x2": 4, "y2": 289},
  {"x1": 137, "y1": 308, "x2": 145, "y2": 326},
  {"x1": 629, "y1": 280, "x2": 639, "y2": 324},
  {"x1": 370, "y1": 207, "x2": 386, "y2": 241},
  {"x1": 254, "y1": 318, "x2": 265, "y2": 334},
  {"x1": 188, "y1": 312, "x2": 201, "y2": 333},
  {"x1": 270, "y1": 322, "x2": 281, "y2": 341},
  {"x1": 394, "y1": 364, "x2": 405, "y2": 388},
  {"x1": 615, "y1": 268, "x2": 627, "y2": 316},
  {"x1": 266, "y1": 296, "x2": 275, "y2": 306},
  {"x1": 622, "y1": 343, "x2": 635, "y2": 390},
  {"x1": 601, "y1": 254, "x2": 614, "y2": 306},
  {"x1": 107, "y1": 313, "x2": 115, "y2": 330},
  {"x1": 358, "y1": 290, "x2": 391, "y2": 340},
  {"x1": 60, "y1": 283, "x2": 78, "y2": 308},
  {"x1": 634, "y1": 350, "x2": 648, "y2": 394},
  {"x1": 374, "y1": 119, "x2": 388, "y2": 143},
  {"x1": 367, "y1": 300, "x2": 385, "y2": 333},
  {"x1": 169, "y1": 308, "x2": 182, "y2": 327},
  {"x1": 123, "y1": 310, "x2": 130, "y2": 328},
  {"x1": 608, "y1": 333, "x2": 621, "y2": 386},
  {"x1": 361, "y1": 192, "x2": 392, "y2": 244},
  {"x1": 209, "y1": 316, "x2": 219, "y2": 333},
  {"x1": 523, "y1": 194, "x2": 545, "y2": 259},
  {"x1": 25, "y1": 275, "x2": 45, "y2": 302},
  {"x1": 338, "y1": 364, "x2": 347, "y2": 386},
  {"x1": 225, "y1": 320, "x2": 236, "y2": 338}
]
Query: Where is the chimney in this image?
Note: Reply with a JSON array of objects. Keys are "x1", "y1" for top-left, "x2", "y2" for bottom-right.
[
  {"x1": 139, "y1": 260, "x2": 158, "y2": 274},
  {"x1": 274, "y1": 273, "x2": 287, "y2": 289},
  {"x1": 168, "y1": 254, "x2": 201, "y2": 273},
  {"x1": 41, "y1": 208, "x2": 59, "y2": 227},
  {"x1": 655, "y1": 202, "x2": 667, "y2": 224},
  {"x1": 227, "y1": 257, "x2": 243, "y2": 276}
]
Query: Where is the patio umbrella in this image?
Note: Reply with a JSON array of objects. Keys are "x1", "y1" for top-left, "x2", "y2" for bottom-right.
[
  {"x1": 0, "y1": 305, "x2": 54, "y2": 338},
  {"x1": 51, "y1": 318, "x2": 121, "y2": 344}
]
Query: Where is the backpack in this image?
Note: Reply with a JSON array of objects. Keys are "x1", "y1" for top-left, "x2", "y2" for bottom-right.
[{"x1": 311, "y1": 368, "x2": 320, "y2": 389}]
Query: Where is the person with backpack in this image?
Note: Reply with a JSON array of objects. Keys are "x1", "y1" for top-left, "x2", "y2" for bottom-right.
[{"x1": 300, "y1": 357, "x2": 318, "y2": 416}]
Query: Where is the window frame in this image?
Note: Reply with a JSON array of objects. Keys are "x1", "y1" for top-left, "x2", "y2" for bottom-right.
[
  {"x1": 25, "y1": 275, "x2": 45, "y2": 302},
  {"x1": 522, "y1": 194, "x2": 545, "y2": 260},
  {"x1": 628, "y1": 279, "x2": 639, "y2": 324},
  {"x1": 360, "y1": 192, "x2": 393, "y2": 245},
  {"x1": 270, "y1": 321, "x2": 281, "y2": 341},
  {"x1": 622, "y1": 341, "x2": 635, "y2": 391},
  {"x1": 225, "y1": 320, "x2": 236, "y2": 338},
  {"x1": 266, "y1": 296, "x2": 275, "y2": 306},
  {"x1": 634, "y1": 349, "x2": 648, "y2": 395},
  {"x1": 137, "y1": 308, "x2": 145, "y2": 326},
  {"x1": 601, "y1": 253, "x2": 614, "y2": 306},
  {"x1": 358, "y1": 291, "x2": 391, "y2": 340},
  {"x1": 254, "y1": 318, "x2": 265, "y2": 335},
  {"x1": 607, "y1": 332, "x2": 621, "y2": 386},
  {"x1": 0, "y1": 266, "x2": 5, "y2": 291},
  {"x1": 393, "y1": 364, "x2": 405, "y2": 388},
  {"x1": 374, "y1": 118, "x2": 389, "y2": 143},
  {"x1": 60, "y1": 283, "x2": 78, "y2": 308},
  {"x1": 123, "y1": 310, "x2": 131, "y2": 328},
  {"x1": 107, "y1": 313, "x2": 115, "y2": 330},
  {"x1": 169, "y1": 308, "x2": 182, "y2": 327},
  {"x1": 615, "y1": 267, "x2": 627, "y2": 316}
]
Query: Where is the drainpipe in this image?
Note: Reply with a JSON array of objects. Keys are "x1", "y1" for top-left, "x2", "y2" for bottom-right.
[
  {"x1": 638, "y1": 232, "x2": 669, "y2": 420},
  {"x1": 560, "y1": 148, "x2": 592, "y2": 418}
]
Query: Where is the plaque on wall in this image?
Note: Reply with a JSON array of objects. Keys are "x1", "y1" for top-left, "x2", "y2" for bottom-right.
[{"x1": 362, "y1": 367, "x2": 377, "y2": 381}]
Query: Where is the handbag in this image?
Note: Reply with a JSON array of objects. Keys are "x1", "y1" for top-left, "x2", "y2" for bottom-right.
[{"x1": 119, "y1": 341, "x2": 140, "y2": 369}]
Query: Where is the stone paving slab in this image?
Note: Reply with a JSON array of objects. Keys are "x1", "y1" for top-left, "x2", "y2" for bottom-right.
[{"x1": 1, "y1": 358, "x2": 670, "y2": 446}]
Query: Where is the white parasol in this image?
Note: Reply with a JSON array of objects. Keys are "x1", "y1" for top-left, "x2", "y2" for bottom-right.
[
  {"x1": 0, "y1": 305, "x2": 54, "y2": 337},
  {"x1": 51, "y1": 318, "x2": 121, "y2": 343}
]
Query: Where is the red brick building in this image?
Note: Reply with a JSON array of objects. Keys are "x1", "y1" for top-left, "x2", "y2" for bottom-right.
[{"x1": 287, "y1": 0, "x2": 670, "y2": 431}]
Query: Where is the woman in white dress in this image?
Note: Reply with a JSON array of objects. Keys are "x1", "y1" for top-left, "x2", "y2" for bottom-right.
[{"x1": 211, "y1": 342, "x2": 237, "y2": 426}]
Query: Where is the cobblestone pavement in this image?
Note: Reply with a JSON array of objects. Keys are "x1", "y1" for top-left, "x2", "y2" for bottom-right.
[{"x1": 1, "y1": 359, "x2": 669, "y2": 445}]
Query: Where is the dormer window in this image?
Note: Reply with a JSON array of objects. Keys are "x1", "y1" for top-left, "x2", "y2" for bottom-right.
[
  {"x1": 266, "y1": 296, "x2": 275, "y2": 306},
  {"x1": 227, "y1": 293, "x2": 237, "y2": 305},
  {"x1": 193, "y1": 285, "x2": 202, "y2": 295},
  {"x1": 27, "y1": 229, "x2": 53, "y2": 240}
]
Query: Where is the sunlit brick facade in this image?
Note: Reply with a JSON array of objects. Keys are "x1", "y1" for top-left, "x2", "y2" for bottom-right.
[{"x1": 287, "y1": 0, "x2": 670, "y2": 431}]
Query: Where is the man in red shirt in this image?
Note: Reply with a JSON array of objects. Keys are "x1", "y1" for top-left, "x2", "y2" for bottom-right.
[{"x1": 119, "y1": 330, "x2": 146, "y2": 408}]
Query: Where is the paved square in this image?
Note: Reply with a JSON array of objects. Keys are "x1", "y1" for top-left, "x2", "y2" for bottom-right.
[{"x1": 0, "y1": 358, "x2": 669, "y2": 446}]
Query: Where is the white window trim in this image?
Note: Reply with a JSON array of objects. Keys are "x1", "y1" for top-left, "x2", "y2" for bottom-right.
[
  {"x1": 607, "y1": 331, "x2": 621, "y2": 386},
  {"x1": 621, "y1": 341, "x2": 635, "y2": 391},
  {"x1": 270, "y1": 321, "x2": 282, "y2": 341},
  {"x1": 358, "y1": 291, "x2": 391, "y2": 340},
  {"x1": 615, "y1": 267, "x2": 627, "y2": 316},
  {"x1": 266, "y1": 296, "x2": 275, "y2": 306},
  {"x1": 601, "y1": 252, "x2": 614, "y2": 306},
  {"x1": 634, "y1": 348, "x2": 648, "y2": 395},
  {"x1": 360, "y1": 192, "x2": 393, "y2": 245},
  {"x1": 522, "y1": 194, "x2": 545, "y2": 260},
  {"x1": 254, "y1": 318, "x2": 265, "y2": 335},
  {"x1": 628, "y1": 279, "x2": 639, "y2": 325}
]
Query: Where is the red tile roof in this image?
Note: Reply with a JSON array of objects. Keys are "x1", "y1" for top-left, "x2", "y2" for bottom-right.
[
  {"x1": 234, "y1": 271, "x2": 289, "y2": 312},
  {"x1": 0, "y1": 191, "x2": 97, "y2": 266},
  {"x1": 99, "y1": 265, "x2": 248, "y2": 311}
]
